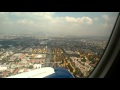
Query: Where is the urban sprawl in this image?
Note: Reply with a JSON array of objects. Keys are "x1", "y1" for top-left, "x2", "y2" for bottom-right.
[{"x1": 0, "y1": 34, "x2": 108, "y2": 78}]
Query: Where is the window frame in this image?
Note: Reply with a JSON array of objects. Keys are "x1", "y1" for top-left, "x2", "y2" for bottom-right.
[{"x1": 89, "y1": 12, "x2": 120, "y2": 78}]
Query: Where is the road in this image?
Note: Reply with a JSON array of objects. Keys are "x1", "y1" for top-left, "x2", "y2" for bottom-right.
[{"x1": 44, "y1": 43, "x2": 53, "y2": 67}]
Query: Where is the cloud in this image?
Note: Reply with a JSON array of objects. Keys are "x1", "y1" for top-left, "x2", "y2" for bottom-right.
[
  {"x1": 94, "y1": 17, "x2": 98, "y2": 21},
  {"x1": 10, "y1": 12, "x2": 23, "y2": 16},
  {"x1": 101, "y1": 14, "x2": 117, "y2": 32},
  {"x1": 12, "y1": 13, "x2": 94, "y2": 34},
  {"x1": 0, "y1": 12, "x2": 93, "y2": 25},
  {"x1": 80, "y1": 17, "x2": 93, "y2": 24},
  {"x1": 102, "y1": 23, "x2": 109, "y2": 28},
  {"x1": 0, "y1": 12, "x2": 118, "y2": 37},
  {"x1": 56, "y1": 16, "x2": 93, "y2": 25},
  {"x1": 0, "y1": 12, "x2": 10, "y2": 15},
  {"x1": 102, "y1": 15, "x2": 109, "y2": 21},
  {"x1": 16, "y1": 19, "x2": 34, "y2": 25},
  {"x1": 65, "y1": 16, "x2": 78, "y2": 22}
]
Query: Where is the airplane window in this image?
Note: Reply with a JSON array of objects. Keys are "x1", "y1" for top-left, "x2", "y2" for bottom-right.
[{"x1": 0, "y1": 12, "x2": 119, "y2": 78}]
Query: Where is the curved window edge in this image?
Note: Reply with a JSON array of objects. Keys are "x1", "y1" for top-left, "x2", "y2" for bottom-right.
[{"x1": 89, "y1": 12, "x2": 120, "y2": 78}]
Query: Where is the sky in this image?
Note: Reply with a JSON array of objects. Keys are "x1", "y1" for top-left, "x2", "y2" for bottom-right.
[{"x1": 0, "y1": 12, "x2": 119, "y2": 37}]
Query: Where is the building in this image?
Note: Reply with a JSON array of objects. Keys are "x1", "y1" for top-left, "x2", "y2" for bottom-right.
[
  {"x1": 0, "y1": 65, "x2": 7, "y2": 71},
  {"x1": 35, "y1": 54, "x2": 42, "y2": 59},
  {"x1": 2, "y1": 71, "x2": 9, "y2": 77},
  {"x1": 9, "y1": 53, "x2": 21, "y2": 62},
  {"x1": 33, "y1": 64, "x2": 41, "y2": 69},
  {"x1": 18, "y1": 69, "x2": 24, "y2": 73},
  {"x1": 13, "y1": 68, "x2": 20, "y2": 75}
]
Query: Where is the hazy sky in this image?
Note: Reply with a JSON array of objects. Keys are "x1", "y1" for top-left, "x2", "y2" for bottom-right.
[{"x1": 0, "y1": 12, "x2": 119, "y2": 37}]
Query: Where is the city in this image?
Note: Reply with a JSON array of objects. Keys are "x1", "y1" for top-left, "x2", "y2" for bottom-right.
[{"x1": 0, "y1": 34, "x2": 107, "y2": 78}]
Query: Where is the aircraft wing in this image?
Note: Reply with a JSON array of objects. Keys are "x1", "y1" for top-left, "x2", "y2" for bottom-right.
[{"x1": 6, "y1": 67, "x2": 74, "y2": 78}]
